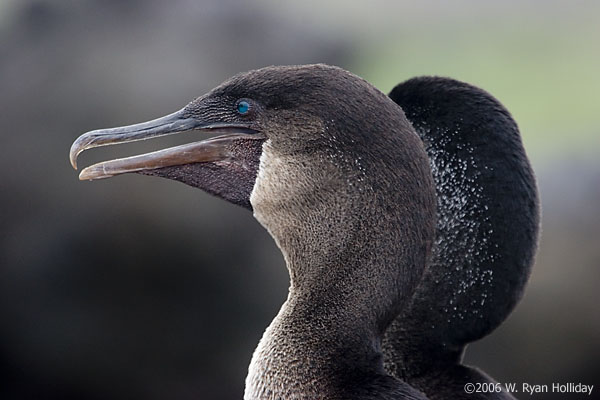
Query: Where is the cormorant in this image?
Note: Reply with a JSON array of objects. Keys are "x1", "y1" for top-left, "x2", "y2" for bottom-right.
[{"x1": 70, "y1": 64, "x2": 539, "y2": 399}]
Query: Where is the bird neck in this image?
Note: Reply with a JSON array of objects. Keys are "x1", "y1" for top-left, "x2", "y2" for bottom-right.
[
  {"x1": 246, "y1": 137, "x2": 435, "y2": 398},
  {"x1": 246, "y1": 192, "x2": 430, "y2": 399},
  {"x1": 247, "y1": 186, "x2": 406, "y2": 398},
  {"x1": 244, "y1": 286, "x2": 386, "y2": 399},
  {"x1": 250, "y1": 145, "x2": 428, "y2": 329}
]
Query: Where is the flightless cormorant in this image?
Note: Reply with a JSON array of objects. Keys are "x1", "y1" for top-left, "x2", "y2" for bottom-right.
[{"x1": 71, "y1": 64, "x2": 539, "y2": 399}]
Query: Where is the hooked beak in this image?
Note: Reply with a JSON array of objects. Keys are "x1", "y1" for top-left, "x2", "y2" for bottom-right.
[{"x1": 69, "y1": 108, "x2": 263, "y2": 180}]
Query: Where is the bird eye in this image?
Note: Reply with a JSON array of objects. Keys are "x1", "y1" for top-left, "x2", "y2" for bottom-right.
[{"x1": 236, "y1": 100, "x2": 250, "y2": 115}]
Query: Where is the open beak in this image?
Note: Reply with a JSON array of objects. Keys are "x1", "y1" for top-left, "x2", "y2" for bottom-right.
[{"x1": 69, "y1": 108, "x2": 262, "y2": 180}]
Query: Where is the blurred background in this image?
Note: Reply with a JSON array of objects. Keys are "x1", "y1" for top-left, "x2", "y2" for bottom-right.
[{"x1": 1, "y1": 0, "x2": 598, "y2": 399}]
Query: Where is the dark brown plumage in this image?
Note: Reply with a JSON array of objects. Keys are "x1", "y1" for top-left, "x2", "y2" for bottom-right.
[
  {"x1": 384, "y1": 77, "x2": 539, "y2": 399},
  {"x1": 70, "y1": 64, "x2": 539, "y2": 399}
]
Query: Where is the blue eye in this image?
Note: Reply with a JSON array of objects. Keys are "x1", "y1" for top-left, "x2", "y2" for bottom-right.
[{"x1": 237, "y1": 100, "x2": 250, "y2": 115}]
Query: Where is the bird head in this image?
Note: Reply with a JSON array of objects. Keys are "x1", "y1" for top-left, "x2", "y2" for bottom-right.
[
  {"x1": 71, "y1": 64, "x2": 436, "y2": 305},
  {"x1": 71, "y1": 64, "x2": 429, "y2": 211}
]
